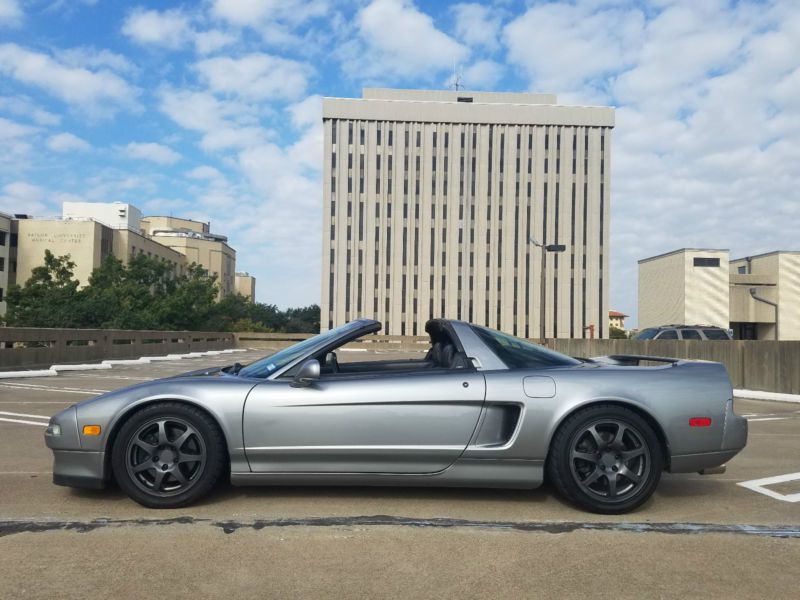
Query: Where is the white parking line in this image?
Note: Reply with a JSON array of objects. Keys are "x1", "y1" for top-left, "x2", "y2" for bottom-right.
[
  {"x1": 0, "y1": 417, "x2": 48, "y2": 427},
  {"x1": 0, "y1": 410, "x2": 50, "y2": 420},
  {"x1": 0, "y1": 384, "x2": 104, "y2": 395},
  {"x1": 738, "y1": 472, "x2": 800, "y2": 502}
]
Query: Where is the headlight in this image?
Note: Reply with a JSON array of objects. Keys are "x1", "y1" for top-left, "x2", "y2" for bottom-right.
[{"x1": 45, "y1": 423, "x2": 62, "y2": 436}]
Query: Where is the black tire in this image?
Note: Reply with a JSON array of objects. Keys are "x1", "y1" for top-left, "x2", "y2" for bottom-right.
[
  {"x1": 546, "y1": 404, "x2": 663, "y2": 514},
  {"x1": 111, "y1": 402, "x2": 226, "y2": 508}
]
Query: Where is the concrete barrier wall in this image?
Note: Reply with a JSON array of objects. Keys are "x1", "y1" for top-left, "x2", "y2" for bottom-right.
[
  {"x1": 234, "y1": 332, "x2": 800, "y2": 394},
  {"x1": 0, "y1": 328, "x2": 235, "y2": 370}
]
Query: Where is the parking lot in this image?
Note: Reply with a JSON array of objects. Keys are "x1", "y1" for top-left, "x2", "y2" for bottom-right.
[{"x1": 1, "y1": 349, "x2": 798, "y2": 599}]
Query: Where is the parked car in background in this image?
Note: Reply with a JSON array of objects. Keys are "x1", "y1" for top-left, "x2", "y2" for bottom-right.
[{"x1": 635, "y1": 325, "x2": 733, "y2": 341}]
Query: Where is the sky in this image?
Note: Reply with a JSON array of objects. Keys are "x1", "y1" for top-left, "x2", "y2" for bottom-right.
[{"x1": 0, "y1": 0, "x2": 798, "y2": 326}]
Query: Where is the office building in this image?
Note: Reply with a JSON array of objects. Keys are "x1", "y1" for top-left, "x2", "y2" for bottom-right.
[
  {"x1": 321, "y1": 88, "x2": 614, "y2": 337},
  {"x1": 638, "y1": 248, "x2": 800, "y2": 340}
]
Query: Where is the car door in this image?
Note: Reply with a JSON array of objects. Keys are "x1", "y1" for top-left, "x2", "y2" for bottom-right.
[{"x1": 242, "y1": 369, "x2": 486, "y2": 474}]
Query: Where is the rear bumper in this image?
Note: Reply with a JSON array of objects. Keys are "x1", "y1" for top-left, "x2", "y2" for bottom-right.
[
  {"x1": 669, "y1": 449, "x2": 742, "y2": 473},
  {"x1": 52, "y1": 450, "x2": 107, "y2": 490}
]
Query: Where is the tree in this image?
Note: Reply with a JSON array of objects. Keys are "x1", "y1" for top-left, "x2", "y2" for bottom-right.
[
  {"x1": 609, "y1": 326, "x2": 629, "y2": 339},
  {"x1": 4, "y1": 250, "x2": 82, "y2": 327}
]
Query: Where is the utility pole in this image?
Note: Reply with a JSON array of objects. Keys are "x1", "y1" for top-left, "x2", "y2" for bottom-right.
[{"x1": 529, "y1": 237, "x2": 566, "y2": 340}]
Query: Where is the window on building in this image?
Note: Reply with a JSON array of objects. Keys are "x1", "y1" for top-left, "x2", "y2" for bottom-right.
[
  {"x1": 0, "y1": 257, "x2": 4, "y2": 272},
  {"x1": 457, "y1": 97, "x2": 473, "y2": 103},
  {"x1": 694, "y1": 257, "x2": 721, "y2": 267},
  {"x1": 0, "y1": 231, "x2": 5, "y2": 246}
]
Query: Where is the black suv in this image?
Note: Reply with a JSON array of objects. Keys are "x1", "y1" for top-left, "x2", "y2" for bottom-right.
[{"x1": 635, "y1": 325, "x2": 733, "y2": 341}]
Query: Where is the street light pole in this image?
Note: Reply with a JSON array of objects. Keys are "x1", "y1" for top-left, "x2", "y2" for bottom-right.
[{"x1": 529, "y1": 237, "x2": 566, "y2": 340}]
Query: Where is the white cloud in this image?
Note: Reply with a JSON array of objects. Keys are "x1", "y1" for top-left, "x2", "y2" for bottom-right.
[
  {"x1": 123, "y1": 142, "x2": 181, "y2": 165},
  {"x1": 195, "y1": 53, "x2": 312, "y2": 101},
  {"x1": 504, "y1": 2, "x2": 645, "y2": 93},
  {"x1": 347, "y1": 0, "x2": 469, "y2": 80},
  {"x1": 0, "y1": 0, "x2": 22, "y2": 26},
  {"x1": 158, "y1": 87, "x2": 270, "y2": 151},
  {"x1": 194, "y1": 29, "x2": 237, "y2": 54},
  {"x1": 121, "y1": 8, "x2": 192, "y2": 49},
  {"x1": 0, "y1": 181, "x2": 49, "y2": 216},
  {"x1": 452, "y1": 3, "x2": 502, "y2": 51},
  {"x1": 288, "y1": 94, "x2": 321, "y2": 129},
  {"x1": 186, "y1": 165, "x2": 224, "y2": 180},
  {"x1": 0, "y1": 95, "x2": 60, "y2": 126},
  {"x1": 211, "y1": 0, "x2": 328, "y2": 27},
  {"x1": 57, "y1": 47, "x2": 135, "y2": 74},
  {"x1": 46, "y1": 132, "x2": 90, "y2": 152},
  {"x1": 0, "y1": 43, "x2": 138, "y2": 116},
  {"x1": 461, "y1": 59, "x2": 503, "y2": 89}
]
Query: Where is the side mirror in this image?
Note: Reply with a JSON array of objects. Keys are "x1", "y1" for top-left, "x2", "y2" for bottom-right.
[{"x1": 291, "y1": 359, "x2": 320, "y2": 388}]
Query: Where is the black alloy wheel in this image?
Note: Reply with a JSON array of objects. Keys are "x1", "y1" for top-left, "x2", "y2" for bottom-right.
[
  {"x1": 547, "y1": 404, "x2": 662, "y2": 514},
  {"x1": 112, "y1": 402, "x2": 226, "y2": 508}
]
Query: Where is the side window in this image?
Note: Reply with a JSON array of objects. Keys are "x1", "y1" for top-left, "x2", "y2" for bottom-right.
[
  {"x1": 681, "y1": 330, "x2": 701, "y2": 340},
  {"x1": 656, "y1": 330, "x2": 678, "y2": 340}
]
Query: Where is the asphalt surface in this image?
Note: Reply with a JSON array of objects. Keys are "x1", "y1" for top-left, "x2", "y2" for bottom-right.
[{"x1": 1, "y1": 349, "x2": 798, "y2": 599}]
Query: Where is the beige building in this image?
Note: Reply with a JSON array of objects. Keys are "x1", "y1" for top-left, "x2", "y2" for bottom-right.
[
  {"x1": 0, "y1": 211, "x2": 12, "y2": 315},
  {"x1": 638, "y1": 249, "x2": 730, "y2": 330},
  {"x1": 321, "y1": 88, "x2": 614, "y2": 337},
  {"x1": 235, "y1": 272, "x2": 256, "y2": 300},
  {"x1": 145, "y1": 221, "x2": 236, "y2": 298},
  {"x1": 729, "y1": 252, "x2": 800, "y2": 340},
  {"x1": 638, "y1": 248, "x2": 800, "y2": 340},
  {"x1": 10, "y1": 203, "x2": 246, "y2": 302},
  {"x1": 608, "y1": 310, "x2": 628, "y2": 330},
  {"x1": 12, "y1": 217, "x2": 184, "y2": 288}
]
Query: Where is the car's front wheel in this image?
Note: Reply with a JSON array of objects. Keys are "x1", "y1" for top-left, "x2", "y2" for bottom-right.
[
  {"x1": 111, "y1": 402, "x2": 226, "y2": 508},
  {"x1": 546, "y1": 404, "x2": 663, "y2": 514}
]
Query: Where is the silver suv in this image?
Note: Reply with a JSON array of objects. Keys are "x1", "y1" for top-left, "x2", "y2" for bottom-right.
[{"x1": 635, "y1": 325, "x2": 733, "y2": 341}]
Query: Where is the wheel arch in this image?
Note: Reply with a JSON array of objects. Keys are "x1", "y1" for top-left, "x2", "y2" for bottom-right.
[
  {"x1": 103, "y1": 398, "x2": 231, "y2": 482},
  {"x1": 545, "y1": 399, "x2": 671, "y2": 470}
]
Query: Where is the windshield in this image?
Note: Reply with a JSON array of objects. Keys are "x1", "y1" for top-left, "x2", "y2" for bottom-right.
[
  {"x1": 238, "y1": 321, "x2": 370, "y2": 379},
  {"x1": 472, "y1": 326, "x2": 580, "y2": 369},
  {"x1": 635, "y1": 328, "x2": 659, "y2": 340}
]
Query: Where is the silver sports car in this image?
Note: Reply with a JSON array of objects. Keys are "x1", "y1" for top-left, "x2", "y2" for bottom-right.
[{"x1": 45, "y1": 319, "x2": 748, "y2": 514}]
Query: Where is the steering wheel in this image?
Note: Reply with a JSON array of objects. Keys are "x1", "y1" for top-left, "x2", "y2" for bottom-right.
[{"x1": 326, "y1": 351, "x2": 340, "y2": 373}]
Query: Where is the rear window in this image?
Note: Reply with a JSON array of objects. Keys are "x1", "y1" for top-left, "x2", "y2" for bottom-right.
[
  {"x1": 635, "y1": 328, "x2": 659, "y2": 340},
  {"x1": 703, "y1": 329, "x2": 730, "y2": 340},
  {"x1": 681, "y1": 330, "x2": 702, "y2": 340},
  {"x1": 472, "y1": 326, "x2": 580, "y2": 369}
]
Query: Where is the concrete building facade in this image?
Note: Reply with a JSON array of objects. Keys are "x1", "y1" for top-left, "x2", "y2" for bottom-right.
[
  {"x1": 321, "y1": 88, "x2": 614, "y2": 337},
  {"x1": 235, "y1": 272, "x2": 256, "y2": 300},
  {"x1": 638, "y1": 248, "x2": 800, "y2": 340},
  {"x1": 0, "y1": 212, "x2": 12, "y2": 314},
  {"x1": 638, "y1": 249, "x2": 731, "y2": 330},
  {"x1": 7, "y1": 204, "x2": 248, "y2": 306}
]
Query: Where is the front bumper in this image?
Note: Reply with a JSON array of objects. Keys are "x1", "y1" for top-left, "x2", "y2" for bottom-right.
[{"x1": 51, "y1": 450, "x2": 106, "y2": 489}]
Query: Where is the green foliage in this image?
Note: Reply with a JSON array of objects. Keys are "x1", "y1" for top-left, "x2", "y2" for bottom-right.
[
  {"x1": 4, "y1": 252, "x2": 321, "y2": 333},
  {"x1": 609, "y1": 326, "x2": 629, "y2": 339}
]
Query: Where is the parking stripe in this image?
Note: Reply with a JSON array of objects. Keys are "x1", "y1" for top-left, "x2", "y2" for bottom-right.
[
  {"x1": 0, "y1": 417, "x2": 48, "y2": 427},
  {"x1": 0, "y1": 411, "x2": 50, "y2": 420}
]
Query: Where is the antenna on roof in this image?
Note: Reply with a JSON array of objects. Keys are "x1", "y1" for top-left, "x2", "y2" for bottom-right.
[{"x1": 451, "y1": 61, "x2": 463, "y2": 91}]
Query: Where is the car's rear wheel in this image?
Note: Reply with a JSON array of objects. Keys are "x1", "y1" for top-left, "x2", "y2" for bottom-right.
[
  {"x1": 111, "y1": 402, "x2": 226, "y2": 508},
  {"x1": 546, "y1": 404, "x2": 662, "y2": 514}
]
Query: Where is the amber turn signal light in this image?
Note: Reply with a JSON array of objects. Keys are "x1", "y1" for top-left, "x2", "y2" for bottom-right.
[{"x1": 82, "y1": 425, "x2": 102, "y2": 436}]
